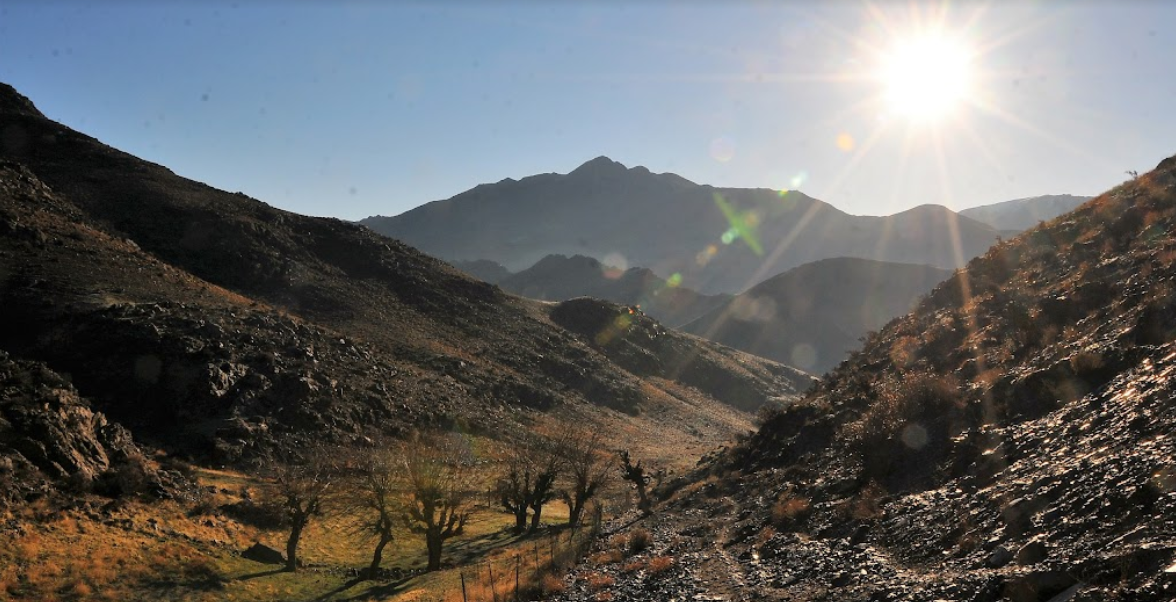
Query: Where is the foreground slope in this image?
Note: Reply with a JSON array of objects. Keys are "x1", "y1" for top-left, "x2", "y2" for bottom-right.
[
  {"x1": 682, "y1": 257, "x2": 951, "y2": 373},
  {"x1": 0, "y1": 83, "x2": 811, "y2": 471},
  {"x1": 556, "y1": 157, "x2": 1176, "y2": 601},
  {"x1": 361, "y1": 157, "x2": 1001, "y2": 294}
]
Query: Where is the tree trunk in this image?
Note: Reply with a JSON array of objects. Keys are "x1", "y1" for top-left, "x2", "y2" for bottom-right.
[
  {"x1": 529, "y1": 504, "x2": 543, "y2": 532},
  {"x1": 286, "y1": 520, "x2": 304, "y2": 572},
  {"x1": 513, "y1": 508, "x2": 528, "y2": 533},
  {"x1": 635, "y1": 482, "x2": 651, "y2": 515},
  {"x1": 367, "y1": 533, "x2": 392, "y2": 578},
  {"x1": 426, "y1": 530, "x2": 443, "y2": 571},
  {"x1": 567, "y1": 496, "x2": 584, "y2": 527}
]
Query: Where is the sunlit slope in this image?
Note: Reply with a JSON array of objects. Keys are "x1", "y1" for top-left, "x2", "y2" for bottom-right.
[
  {"x1": 705, "y1": 155, "x2": 1176, "y2": 598},
  {"x1": 362, "y1": 156, "x2": 1001, "y2": 294}
]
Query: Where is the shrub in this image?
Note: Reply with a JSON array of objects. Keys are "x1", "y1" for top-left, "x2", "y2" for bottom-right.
[
  {"x1": 627, "y1": 528, "x2": 651, "y2": 555},
  {"x1": 647, "y1": 555, "x2": 674, "y2": 576},
  {"x1": 540, "y1": 573, "x2": 566, "y2": 595},
  {"x1": 584, "y1": 572, "x2": 615, "y2": 591},
  {"x1": 843, "y1": 371, "x2": 966, "y2": 483}
]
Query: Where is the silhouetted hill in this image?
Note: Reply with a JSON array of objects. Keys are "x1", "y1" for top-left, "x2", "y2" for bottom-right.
[
  {"x1": 361, "y1": 159, "x2": 1001, "y2": 294},
  {"x1": 564, "y1": 157, "x2": 1176, "y2": 600},
  {"x1": 0, "y1": 82, "x2": 811, "y2": 470},
  {"x1": 682, "y1": 258, "x2": 951, "y2": 373},
  {"x1": 499, "y1": 254, "x2": 729, "y2": 327},
  {"x1": 452, "y1": 259, "x2": 512, "y2": 284},
  {"x1": 960, "y1": 194, "x2": 1092, "y2": 231}
]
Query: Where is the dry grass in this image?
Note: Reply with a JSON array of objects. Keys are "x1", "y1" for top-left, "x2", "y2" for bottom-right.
[{"x1": 646, "y1": 555, "x2": 674, "y2": 576}]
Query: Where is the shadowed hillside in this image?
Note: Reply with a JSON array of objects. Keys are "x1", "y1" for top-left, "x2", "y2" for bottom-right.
[
  {"x1": 499, "y1": 254, "x2": 729, "y2": 327},
  {"x1": 682, "y1": 257, "x2": 951, "y2": 373},
  {"x1": 0, "y1": 83, "x2": 811, "y2": 471}
]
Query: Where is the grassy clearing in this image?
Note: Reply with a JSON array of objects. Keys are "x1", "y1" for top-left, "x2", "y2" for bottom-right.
[{"x1": 0, "y1": 463, "x2": 602, "y2": 602}]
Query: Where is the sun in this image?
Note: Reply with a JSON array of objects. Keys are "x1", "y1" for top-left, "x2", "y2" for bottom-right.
[{"x1": 880, "y1": 34, "x2": 973, "y2": 123}]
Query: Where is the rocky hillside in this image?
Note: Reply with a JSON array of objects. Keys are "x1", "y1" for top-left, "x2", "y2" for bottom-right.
[
  {"x1": 361, "y1": 156, "x2": 1001, "y2": 294},
  {"x1": 499, "y1": 254, "x2": 729, "y2": 327},
  {"x1": 0, "y1": 83, "x2": 811, "y2": 471},
  {"x1": 556, "y1": 156, "x2": 1176, "y2": 601},
  {"x1": 682, "y1": 258, "x2": 951, "y2": 373}
]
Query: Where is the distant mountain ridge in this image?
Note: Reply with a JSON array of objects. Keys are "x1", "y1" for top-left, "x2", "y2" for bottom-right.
[
  {"x1": 682, "y1": 257, "x2": 952, "y2": 373},
  {"x1": 498, "y1": 254, "x2": 729, "y2": 327},
  {"x1": 960, "y1": 194, "x2": 1092, "y2": 231},
  {"x1": 361, "y1": 157, "x2": 1002, "y2": 294}
]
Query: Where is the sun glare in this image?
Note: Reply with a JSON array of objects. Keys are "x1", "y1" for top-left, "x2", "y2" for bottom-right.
[{"x1": 880, "y1": 34, "x2": 973, "y2": 123}]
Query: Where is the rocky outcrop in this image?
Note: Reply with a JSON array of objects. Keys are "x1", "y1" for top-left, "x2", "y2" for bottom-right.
[{"x1": 0, "y1": 350, "x2": 161, "y2": 505}]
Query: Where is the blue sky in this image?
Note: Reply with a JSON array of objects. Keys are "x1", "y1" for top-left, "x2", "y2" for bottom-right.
[{"x1": 2, "y1": 1, "x2": 1174, "y2": 220}]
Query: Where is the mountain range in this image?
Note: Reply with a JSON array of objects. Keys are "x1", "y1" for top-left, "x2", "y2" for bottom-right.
[
  {"x1": 959, "y1": 193, "x2": 1092, "y2": 232},
  {"x1": 361, "y1": 157, "x2": 1004, "y2": 295}
]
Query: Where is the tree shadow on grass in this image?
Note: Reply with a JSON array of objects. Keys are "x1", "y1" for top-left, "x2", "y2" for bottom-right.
[
  {"x1": 329, "y1": 574, "x2": 418, "y2": 602},
  {"x1": 232, "y1": 568, "x2": 287, "y2": 581}
]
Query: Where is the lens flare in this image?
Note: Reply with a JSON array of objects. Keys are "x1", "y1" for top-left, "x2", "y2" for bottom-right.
[
  {"x1": 710, "y1": 135, "x2": 736, "y2": 162},
  {"x1": 836, "y1": 132, "x2": 856, "y2": 152}
]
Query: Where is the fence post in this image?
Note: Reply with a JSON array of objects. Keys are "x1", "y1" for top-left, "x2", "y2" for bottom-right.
[
  {"x1": 515, "y1": 554, "x2": 520, "y2": 601},
  {"x1": 489, "y1": 561, "x2": 499, "y2": 602},
  {"x1": 461, "y1": 571, "x2": 468, "y2": 602}
]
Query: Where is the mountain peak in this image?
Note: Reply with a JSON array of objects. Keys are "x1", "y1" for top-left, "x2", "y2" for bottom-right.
[
  {"x1": 0, "y1": 82, "x2": 45, "y2": 118},
  {"x1": 569, "y1": 155, "x2": 629, "y2": 177}
]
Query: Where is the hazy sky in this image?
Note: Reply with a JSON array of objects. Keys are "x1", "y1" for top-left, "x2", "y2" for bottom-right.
[{"x1": 2, "y1": 1, "x2": 1173, "y2": 220}]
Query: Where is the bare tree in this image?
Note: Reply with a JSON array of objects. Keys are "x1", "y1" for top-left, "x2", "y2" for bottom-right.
[
  {"x1": 619, "y1": 450, "x2": 652, "y2": 515},
  {"x1": 261, "y1": 450, "x2": 335, "y2": 572},
  {"x1": 491, "y1": 433, "x2": 565, "y2": 533},
  {"x1": 492, "y1": 447, "x2": 534, "y2": 533},
  {"x1": 526, "y1": 435, "x2": 564, "y2": 532},
  {"x1": 557, "y1": 427, "x2": 611, "y2": 527},
  {"x1": 400, "y1": 431, "x2": 475, "y2": 571},
  {"x1": 340, "y1": 446, "x2": 400, "y2": 578}
]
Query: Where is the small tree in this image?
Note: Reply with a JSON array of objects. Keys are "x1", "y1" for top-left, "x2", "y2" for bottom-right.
[
  {"x1": 400, "y1": 432, "x2": 475, "y2": 571},
  {"x1": 492, "y1": 448, "x2": 535, "y2": 533},
  {"x1": 619, "y1": 450, "x2": 652, "y2": 515},
  {"x1": 491, "y1": 433, "x2": 565, "y2": 533},
  {"x1": 526, "y1": 435, "x2": 564, "y2": 532},
  {"x1": 261, "y1": 450, "x2": 335, "y2": 572},
  {"x1": 558, "y1": 427, "x2": 611, "y2": 527},
  {"x1": 341, "y1": 446, "x2": 400, "y2": 578}
]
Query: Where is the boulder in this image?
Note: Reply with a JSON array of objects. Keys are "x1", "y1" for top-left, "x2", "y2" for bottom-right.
[{"x1": 242, "y1": 542, "x2": 285, "y2": 565}]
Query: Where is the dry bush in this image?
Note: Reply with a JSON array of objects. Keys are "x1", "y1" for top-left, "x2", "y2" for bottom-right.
[
  {"x1": 589, "y1": 549, "x2": 624, "y2": 566},
  {"x1": 584, "y1": 572, "x2": 616, "y2": 591},
  {"x1": 755, "y1": 525, "x2": 777, "y2": 547},
  {"x1": 621, "y1": 559, "x2": 646, "y2": 574},
  {"x1": 843, "y1": 371, "x2": 966, "y2": 482},
  {"x1": 647, "y1": 555, "x2": 674, "y2": 576},
  {"x1": 540, "y1": 573, "x2": 567, "y2": 595},
  {"x1": 627, "y1": 527, "x2": 651, "y2": 555},
  {"x1": 770, "y1": 489, "x2": 811, "y2": 530},
  {"x1": 846, "y1": 481, "x2": 887, "y2": 521}
]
